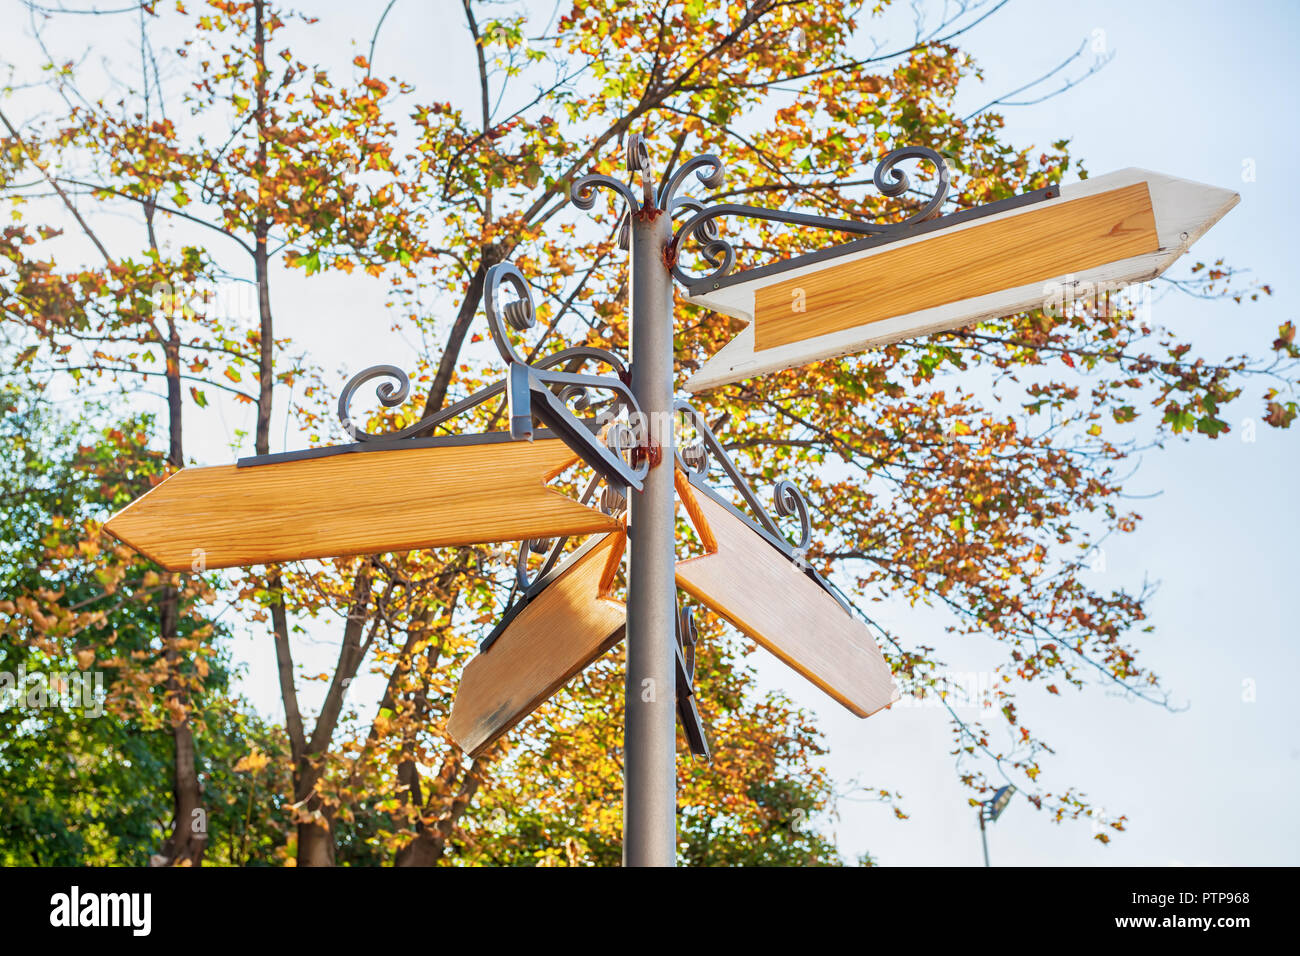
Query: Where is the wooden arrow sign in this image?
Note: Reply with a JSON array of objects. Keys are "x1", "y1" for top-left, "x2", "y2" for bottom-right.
[
  {"x1": 448, "y1": 530, "x2": 627, "y2": 757},
  {"x1": 684, "y1": 168, "x2": 1239, "y2": 392},
  {"x1": 673, "y1": 472, "x2": 897, "y2": 718},
  {"x1": 104, "y1": 434, "x2": 622, "y2": 571}
]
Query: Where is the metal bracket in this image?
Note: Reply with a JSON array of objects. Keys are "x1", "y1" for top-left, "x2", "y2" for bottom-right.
[
  {"x1": 675, "y1": 603, "x2": 710, "y2": 760},
  {"x1": 480, "y1": 531, "x2": 616, "y2": 653},
  {"x1": 505, "y1": 360, "x2": 647, "y2": 490},
  {"x1": 485, "y1": 262, "x2": 650, "y2": 492},
  {"x1": 662, "y1": 143, "x2": 1057, "y2": 291},
  {"x1": 675, "y1": 400, "x2": 849, "y2": 614}
]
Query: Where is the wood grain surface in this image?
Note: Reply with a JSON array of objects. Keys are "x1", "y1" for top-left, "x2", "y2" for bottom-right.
[
  {"x1": 754, "y1": 182, "x2": 1157, "y2": 350},
  {"x1": 674, "y1": 477, "x2": 897, "y2": 718},
  {"x1": 448, "y1": 530, "x2": 627, "y2": 757},
  {"x1": 104, "y1": 438, "x2": 621, "y2": 571}
]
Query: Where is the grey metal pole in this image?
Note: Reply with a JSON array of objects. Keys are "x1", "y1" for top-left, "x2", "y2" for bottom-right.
[
  {"x1": 623, "y1": 205, "x2": 678, "y2": 867},
  {"x1": 979, "y1": 807, "x2": 990, "y2": 867}
]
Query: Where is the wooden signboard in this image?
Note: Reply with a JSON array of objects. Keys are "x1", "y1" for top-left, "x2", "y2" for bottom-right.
[
  {"x1": 447, "y1": 530, "x2": 627, "y2": 757},
  {"x1": 684, "y1": 168, "x2": 1239, "y2": 391},
  {"x1": 104, "y1": 435, "x2": 622, "y2": 571},
  {"x1": 673, "y1": 473, "x2": 897, "y2": 718}
]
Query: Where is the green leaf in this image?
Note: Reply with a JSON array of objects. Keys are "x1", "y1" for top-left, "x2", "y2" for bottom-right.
[{"x1": 291, "y1": 250, "x2": 322, "y2": 274}]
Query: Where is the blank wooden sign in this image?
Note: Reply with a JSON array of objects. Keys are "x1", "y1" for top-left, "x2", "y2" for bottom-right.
[
  {"x1": 448, "y1": 530, "x2": 627, "y2": 757},
  {"x1": 104, "y1": 437, "x2": 622, "y2": 571},
  {"x1": 685, "y1": 168, "x2": 1239, "y2": 391},
  {"x1": 673, "y1": 475, "x2": 897, "y2": 718}
]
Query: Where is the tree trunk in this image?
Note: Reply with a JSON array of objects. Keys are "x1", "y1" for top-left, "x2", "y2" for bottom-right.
[
  {"x1": 394, "y1": 755, "x2": 488, "y2": 866},
  {"x1": 154, "y1": 587, "x2": 207, "y2": 866},
  {"x1": 154, "y1": 300, "x2": 207, "y2": 866},
  {"x1": 421, "y1": 250, "x2": 502, "y2": 419}
]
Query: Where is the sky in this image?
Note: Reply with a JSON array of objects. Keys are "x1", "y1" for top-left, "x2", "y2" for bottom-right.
[
  {"x1": 813, "y1": 0, "x2": 1300, "y2": 867},
  {"x1": 4, "y1": 0, "x2": 1297, "y2": 866}
]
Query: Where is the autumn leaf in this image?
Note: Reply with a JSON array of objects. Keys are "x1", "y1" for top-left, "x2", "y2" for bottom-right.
[{"x1": 233, "y1": 747, "x2": 271, "y2": 774}]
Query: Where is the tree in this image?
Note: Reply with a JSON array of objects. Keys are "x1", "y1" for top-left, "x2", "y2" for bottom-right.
[
  {"x1": 1, "y1": 0, "x2": 1292, "y2": 866},
  {"x1": 1, "y1": 0, "x2": 433, "y2": 865},
  {"x1": 0, "y1": 372, "x2": 289, "y2": 865}
]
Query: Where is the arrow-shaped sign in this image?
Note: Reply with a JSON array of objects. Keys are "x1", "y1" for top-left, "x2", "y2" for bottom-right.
[
  {"x1": 684, "y1": 168, "x2": 1239, "y2": 391},
  {"x1": 105, "y1": 434, "x2": 622, "y2": 571},
  {"x1": 673, "y1": 472, "x2": 897, "y2": 718},
  {"x1": 448, "y1": 530, "x2": 627, "y2": 757}
]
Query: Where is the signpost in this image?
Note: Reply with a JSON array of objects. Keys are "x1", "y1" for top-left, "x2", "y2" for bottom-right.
[
  {"x1": 676, "y1": 168, "x2": 1239, "y2": 392},
  {"x1": 675, "y1": 471, "x2": 897, "y2": 719},
  {"x1": 102, "y1": 135, "x2": 1237, "y2": 868},
  {"x1": 448, "y1": 529, "x2": 628, "y2": 757},
  {"x1": 105, "y1": 435, "x2": 622, "y2": 571}
]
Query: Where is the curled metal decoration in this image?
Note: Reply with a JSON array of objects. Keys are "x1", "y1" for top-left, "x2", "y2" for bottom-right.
[
  {"x1": 660, "y1": 153, "x2": 726, "y2": 211},
  {"x1": 666, "y1": 196, "x2": 733, "y2": 283},
  {"x1": 871, "y1": 145, "x2": 951, "y2": 221},
  {"x1": 336, "y1": 263, "x2": 629, "y2": 443},
  {"x1": 571, "y1": 131, "x2": 663, "y2": 230},
  {"x1": 483, "y1": 261, "x2": 649, "y2": 491},
  {"x1": 603, "y1": 420, "x2": 640, "y2": 473},
  {"x1": 483, "y1": 262, "x2": 628, "y2": 379},
  {"x1": 570, "y1": 132, "x2": 653, "y2": 228},
  {"x1": 570, "y1": 173, "x2": 640, "y2": 217},
  {"x1": 513, "y1": 471, "x2": 603, "y2": 592},
  {"x1": 674, "y1": 400, "x2": 811, "y2": 555},
  {"x1": 509, "y1": 425, "x2": 630, "y2": 596},
  {"x1": 626, "y1": 132, "x2": 655, "y2": 209},
  {"x1": 483, "y1": 262, "x2": 539, "y2": 367},
  {"x1": 626, "y1": 132, "x2": 650, "y2": 173},
  {"x1": 599, "y1": 483, "x2": 626, "y2": 517},
  {"x1": 772, "y1": 479, "x2": 812, "y2": 554},
  {"x1": 667, "y1": 144, "x2": 951, "y2": 286},
  {"x1": 337, "y1": 341, "x2": 633, "y2": 445},
  {"x1": 676, "y1": 400, "x2": 847, "y2": 613},
  {"x1": 337, "y1": 364, "x2": 411, "y2": 441}
]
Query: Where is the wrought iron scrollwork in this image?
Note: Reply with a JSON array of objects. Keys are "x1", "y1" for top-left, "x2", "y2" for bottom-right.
[
  {"x1": 338, "y1": 349, "x2": 631, "y2": 447},
  {"x1": 570, "y1": 172, "x2": 640, "y2": 218},
  {"x1": 571, "y1": 133, "x2": 654, "y2": 219},
  {"x1": 675, "y1": 602, "x2": 709, "y2": 760},
  {"x1": 338, "y1": 262, "x2": 648, "y2": 495},
  {"x1": 572, "y1": 133, "x2": 669, "y2": 251},
  {"x1": 666, "y1": 144, "x2": 951, "y2": 286},
  {"x1": 675, "y1": 401, "x2": 849, "y2": 612},
  {"x1": 512, "y1": 469, "x2": 622, "y2": 593},
  {"x1": 772, "y1": 479, "x2": 811, "y2": 555},
  {"x1": 483, "y1": 261, "x2": 649, "y2": 491},
  {"x1": 674, "y1": 400, "x2": 812, "y2": 558},
  {"x1": 337, "y1": 365, "x2": 413, "y2": 442},
  {"x1": 660, "y1": 153, "x2": 726, "y2": 211}
]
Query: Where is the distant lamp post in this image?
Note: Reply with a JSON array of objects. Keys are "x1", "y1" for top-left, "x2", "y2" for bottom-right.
[{"x1": 978, "y1": 785, "x2": 1016, "y2": 866}]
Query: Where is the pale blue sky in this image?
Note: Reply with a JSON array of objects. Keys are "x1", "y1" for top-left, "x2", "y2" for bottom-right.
[
  {"x1": 815, "y1": 0, "x2": 1300, "y2": 866},
  {"x1": 7, "y1": 0, "x2": 1296, "y2": 865}
]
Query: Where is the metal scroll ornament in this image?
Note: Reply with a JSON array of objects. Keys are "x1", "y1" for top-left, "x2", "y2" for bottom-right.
[
  {"x1": 674, "y1": 400, "x2": 812, "y2": 561},
  {"x1": 483, "y1": 262, "x2": 649, "y2": 491},
  {"x1": 336, "y1": 265, "x2": 649, "y2": 492},
  {"x1": 665, "y1": 145, "x2": 952, "y2": 286}
]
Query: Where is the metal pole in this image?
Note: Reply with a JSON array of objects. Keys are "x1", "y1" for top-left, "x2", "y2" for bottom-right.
[
  {"x1": 979, "y1": 806, "x2": 990, "y2": 867},
  {"x1": 623, "y1": 205, "x2": 678, "y2": 867}
]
